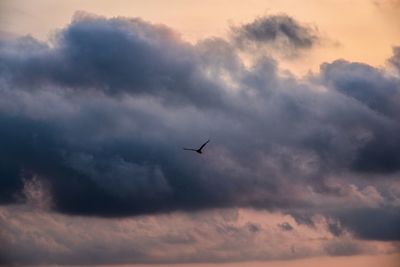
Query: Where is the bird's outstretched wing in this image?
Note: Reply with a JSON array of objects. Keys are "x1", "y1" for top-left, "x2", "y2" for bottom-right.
[
  {"x1": 183, "y1": 148, "x2": 197, "y2": 151},
  {"x1": 199, "y1": 140, "x2": 210, "y2": 150}
]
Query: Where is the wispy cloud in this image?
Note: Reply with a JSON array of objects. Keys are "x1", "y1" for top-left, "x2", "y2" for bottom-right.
[{"x1": 230, "y1": 14, "x2": 319, "y2": 57}]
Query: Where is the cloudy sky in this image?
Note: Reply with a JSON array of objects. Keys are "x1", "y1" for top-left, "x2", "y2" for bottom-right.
[{"x1": 0, "y1": 0, "x2": 400, "y2": 266}]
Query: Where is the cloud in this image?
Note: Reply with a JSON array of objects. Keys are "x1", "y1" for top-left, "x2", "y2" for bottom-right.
[
  {"x1": 0, "y1": 12, "x2": 400, "y2": 249},
  {"x1": 336, "y1": 208, "x2": 400, "y2": 241},
  {"x1": 0, "y1": 14, "x2": 225, "y2": 108},
  {"x1": 278, "y1": 222, "x2": 293, "y2": 231},
  {"x1": 324, "y1": 241, "x2": 364, "y2": 256},
  {"x1": 389, "y1": 46, "x2": 400, "y2": 72},
  {"x1": 1, "y1": 206, "x2": 395, "y2": 265},
  {"x1": 231, "y1": 14, "x2": 319, "y2": 57},
  {"x1": 318, "y1": 60, "x2": 400, "y2": 173},
  {"x1": 319, "y1": 60, "x2": 400, "y2": 119}
]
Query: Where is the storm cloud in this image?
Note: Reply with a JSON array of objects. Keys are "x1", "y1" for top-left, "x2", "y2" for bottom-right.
[
  {"x1": 318, "y1": 60, "x2": 400, "y2": 172},
  {"x1": 0, "y1": 12, "x2": 400, "y2": 246}
]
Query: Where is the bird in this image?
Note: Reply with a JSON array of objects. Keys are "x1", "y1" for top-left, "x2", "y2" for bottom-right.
[{"x1": 183, "y1": 140, "x2": 210, "y2": 154}]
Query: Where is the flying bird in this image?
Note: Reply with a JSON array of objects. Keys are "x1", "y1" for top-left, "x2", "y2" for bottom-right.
[{"x1": 183, "y1": 140, "x2": 210, "y2": 154}]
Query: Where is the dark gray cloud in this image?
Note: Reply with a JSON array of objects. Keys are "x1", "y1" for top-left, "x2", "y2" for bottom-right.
[
  {"x1": 327, "y1": 220, "x2": 344, "y2": 237},
  {"x1": 389, "y1": 46, "x2": 400, "y2": 72},
  {"x1": 231, "y1": 14, "x2": 319, "y2": 56},
  {"x1": 318, "y1": 60, "x2": 400, "y2": 173},
  {"x1": 0, "y1": 12, "x2": 399, "y2": 245},
  {"x1": 0, "y1": 14, "x2": 225, "y2": 109},
  {"x1": 324, "y1": 241, "x2": 363, "y2": 256},
  {"x1": 337, "y1": 208, "x2": 400, "y2": 241},
  {"x1": 319, "y1": 60, "x2": 400, "y2": 119}
]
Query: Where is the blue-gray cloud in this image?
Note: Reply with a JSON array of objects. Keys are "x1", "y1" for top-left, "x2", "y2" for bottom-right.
[
  {"x1": 389, "y1": 46, "x2": 400, "y2": 72},
  {"x1": 0, "y1": 16, "x2": 224, "y2": 108},
  {"x1": 337, "y1": 208, "x2": 400, "y2": 241},
  {"x1": 0, "y1": 13, "x2": 399, "y2": 245},
  {"x1": 320, "y1": 60, "x2": 400, "y2": 119},
  {"x1": 318, "y1": 60, "x2": 400, "y2": 173},
  {"x1": 231, "y1": 14, "x2": 319, "y2": 56}
]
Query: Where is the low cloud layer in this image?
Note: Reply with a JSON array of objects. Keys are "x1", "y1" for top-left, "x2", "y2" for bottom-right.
[
  {"x1": 1, "y1": 12, "x2": 400, "y2": 264},
  {"x1": 1, "y1": 206, "x2": 396, "y2": 265}
]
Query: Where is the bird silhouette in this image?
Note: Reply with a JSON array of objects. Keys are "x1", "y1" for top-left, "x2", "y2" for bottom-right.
[{"x1": 183, "y1": 140, "x2": 210, "y2": 154}]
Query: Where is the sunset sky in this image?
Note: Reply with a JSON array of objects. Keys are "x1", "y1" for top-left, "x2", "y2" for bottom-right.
[{"x1": 0, "y1": 1, "x2": 400, "y2": 266}]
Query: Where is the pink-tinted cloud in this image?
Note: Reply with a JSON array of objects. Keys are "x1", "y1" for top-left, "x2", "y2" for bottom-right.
[{"x1": 0, "y1": 195, "x2": 398, "y2": 265}]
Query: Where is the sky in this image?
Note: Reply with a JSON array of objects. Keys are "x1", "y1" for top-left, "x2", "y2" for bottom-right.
[{"x1": 0, "y1": 0, "x2": 400, "y2": 266}]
